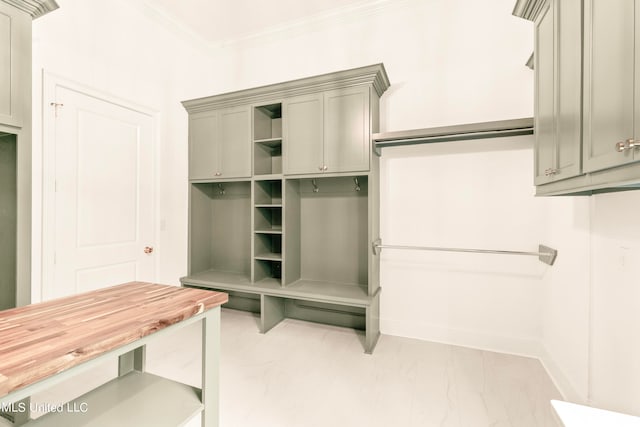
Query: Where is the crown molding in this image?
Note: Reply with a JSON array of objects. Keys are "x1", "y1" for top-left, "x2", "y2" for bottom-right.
[
  {"x1": 512, "y1": 0, "x2": 547, "y2": 21},
  {"x1": 183, "y1": 63, "x2": 390, "y2": 113},
  {"x1": 132, "y1": 0, "x2": 412, "y2": 54},
  {"x1": 1, "y1": 0, "x2": 58, "y2": 19}
]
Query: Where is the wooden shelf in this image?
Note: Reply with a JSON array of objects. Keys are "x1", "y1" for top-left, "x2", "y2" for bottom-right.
[
  {"x1": 22, "y1": 371, "x2": 202, "y2": 427},
  {"x1": 254, "y1": 174, "x2": 283, "y2": 181},
  {"x1": 182, "y1": 275, "x2": 373, "y2": 307},
  {"x1": 254, "y1": 137, "x2": 282, "y2": 147},
  {"x1": 186, "y1": 269, "x2": 252, "y2": 287},
  {"x1": 255, "y1": 252, "x2": 282, "y2": 261},
  {"x1": 255, "y1": 227, "x2": 282, "y2": 234}
]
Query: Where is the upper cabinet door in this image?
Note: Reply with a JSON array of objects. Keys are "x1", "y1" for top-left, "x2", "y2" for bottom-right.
[
  {"x1": 555, "y1": 0, "x2": 583, "y2": 179},
  {"x1": 324, "y1": 86, "x2": 370, "y2": 173},
  {"x1": 283, "y1": 93, "x2": 323, "y2": 175},
  {"x1": 0, "y1": 2, "x2": 29, "y2": 127},
  {"x1": 583, "y1": 0, "x2": 636, "y2": 172},
  {"x1": 534, "y1": 3, "x2": 556, "y2": 185},
  {"x1": 189, "y1": 111, "x2": 218, "y2": 180},
  {"x1": 218, "y1": 106, "x2": 251, "y2": 178}
]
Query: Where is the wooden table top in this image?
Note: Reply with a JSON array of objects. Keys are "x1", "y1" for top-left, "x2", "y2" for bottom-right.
[{"x1": 0, "y1": 282, "x2": 228, "y2": 399}]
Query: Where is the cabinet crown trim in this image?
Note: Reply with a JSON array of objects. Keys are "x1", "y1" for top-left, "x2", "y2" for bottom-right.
[
  {"x1": 182, "y1": 63, "x2": 389, "y2": 113},
  {"x1": 1, "y1": 0, "x2": 59, "y2": 18},
  {"x1": 512, "y1": 0, "x2": 547, "y2": 21}
]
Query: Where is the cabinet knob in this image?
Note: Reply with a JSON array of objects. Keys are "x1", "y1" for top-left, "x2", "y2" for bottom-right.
[
  {"x1": 144, "y1": 246, "x2": 154, "y2": 254},
  {"x1": 318, "y1": 166, "x2": 323, "y2": 171},
  {"x1": 616, "y1": 139, "x2": 639, "y2": 152},
  {"x1": 323, "y1": 165, "x2": 328, "y2": 171},
  {"x1": 215, "y1": 172, "x2": 222, "y2": 176},
  {"x1": 544, "y1": 168, "x2": 558, "y2": 176}
]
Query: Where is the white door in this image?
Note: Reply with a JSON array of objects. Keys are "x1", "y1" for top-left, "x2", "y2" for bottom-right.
[{"x1": 47, "y1": 85, "x2": 156, "y2": 299}]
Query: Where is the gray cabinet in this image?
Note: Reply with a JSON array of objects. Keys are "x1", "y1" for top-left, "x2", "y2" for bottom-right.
[
  {"x1": 189, "y1": 106, "x2": 251, "y2": 180},
  {"x1": 533, "y1": 0, "x2": 582, "y2": 186},
  {"x1": 515, "y1": 0, "x2": 640, "y2": 195},
  {"x1": 583, "y1": 0, "x2": 639, "y2": 172},
  {"x1": 0, "y1": 1, "x2": 29, "y2": 127},
  {"x1": 283, "y1": 93, "x2": 323, "y2": 175},
  {"x1": 283, "y1": 86, "x2": 370, "y2": 175},
  {"x1": 324, "y1": 86, "x2": 370, "y2": 173},
  {"x1": 181, "y1": 64, "x2": 390, "y2": 353}
]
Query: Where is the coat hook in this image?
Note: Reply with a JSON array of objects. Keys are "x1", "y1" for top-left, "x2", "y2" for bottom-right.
[
  {"x1": 311, "y1": 179, "x2": 319, "y2": 193},
  {"x1": 218, "y1": 184, "x2": 225, "y2": 195},
  {"x1": 354, "y1": 177, "x2": 361, "y2": 192}
]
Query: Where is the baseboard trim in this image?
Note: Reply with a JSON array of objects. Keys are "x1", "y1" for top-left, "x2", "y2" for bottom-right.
[
  {"x1": 381, "y1": 318, "x2": 587, "y2": 404},
  {"x1": 380, "y1": 318, "x2": 542, "y2": 359},
  {"x1": 538, "y1": 345, "x2": 586, "y2": 404}
]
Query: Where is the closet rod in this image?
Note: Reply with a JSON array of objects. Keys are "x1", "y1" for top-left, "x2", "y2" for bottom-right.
[
  {"x1": 372, "y1": 240, "x2": 558, "y2": 266},
  {"x1": 372, "y1": 117, "x2": 533, "y2": 156}
]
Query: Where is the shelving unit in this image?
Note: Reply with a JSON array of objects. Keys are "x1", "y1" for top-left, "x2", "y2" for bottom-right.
[
  {"x1": 182, "y1": 64, "x2": 389, "y2": 353},
  {"x1": 254, "y1": 103, "x2": 282, "y2": 176}
]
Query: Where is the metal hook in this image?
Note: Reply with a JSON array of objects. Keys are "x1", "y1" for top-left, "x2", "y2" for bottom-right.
[
  {"x1": 218, "y1": 184, "x2": 225, "y2": 195},
  {"x1": 311, "y1": 179, "x2": 319, "y2": 193},
  {"x1": 354, "y1": 177, "x2": 361, "y2": 192}
]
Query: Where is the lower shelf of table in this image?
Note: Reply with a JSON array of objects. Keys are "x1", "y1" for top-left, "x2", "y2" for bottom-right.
[{"x1": 23, "y1": 371, "x2": 202, "y2": 427}]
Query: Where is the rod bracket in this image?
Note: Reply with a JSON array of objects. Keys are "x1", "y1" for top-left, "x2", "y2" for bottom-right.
[
  {"x1": 372, "y1": 238, "x2": 381, "y2": 255},
  {"x1": 538, "y1": 244, "x2": 558, "y2": 266}
]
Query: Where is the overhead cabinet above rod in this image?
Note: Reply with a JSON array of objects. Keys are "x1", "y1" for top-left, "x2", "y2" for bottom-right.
[{"x1": 372, "y1": 117, "x2": 534, "y2": 156}]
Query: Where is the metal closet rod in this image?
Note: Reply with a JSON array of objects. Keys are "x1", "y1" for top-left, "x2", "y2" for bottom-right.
[{"x1": 372, "y1": 239, "x2": 558, "y2": 266}]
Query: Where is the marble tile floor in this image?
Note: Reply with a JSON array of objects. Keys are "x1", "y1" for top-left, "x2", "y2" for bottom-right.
[{"x1": 25, "y1": 309, "x2": 562, "y2": 427}]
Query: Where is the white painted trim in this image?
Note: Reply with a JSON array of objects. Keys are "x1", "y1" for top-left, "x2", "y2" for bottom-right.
[
  {"x1": 381, "y1": 318, "x2": 543, "y2": 359},
  {"x1": 40, "y1": 71, "x2": 160, "y2": 301},
  {"x1": 128, "y1": 0, "x2": 413, "y2": 51},
  {"x1": 538, "y1": 345, "x2": 586, "y2": 404}
]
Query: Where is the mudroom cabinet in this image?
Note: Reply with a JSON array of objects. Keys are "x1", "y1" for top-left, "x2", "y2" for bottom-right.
[
  {"x1": 515, "y1": 0, "x2": 640, "y2": 195},
  {"x1": 181, "y1": 64, "x2": 389, "y2": 353}
]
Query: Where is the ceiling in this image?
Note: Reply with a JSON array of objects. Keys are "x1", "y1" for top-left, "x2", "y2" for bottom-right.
[{"x1": 140, "y1": 0, "x2": 381, "y2": 45}]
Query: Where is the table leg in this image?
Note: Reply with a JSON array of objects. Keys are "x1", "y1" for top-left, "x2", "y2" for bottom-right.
[
  {"x1": 118, "y1": 346, "x2": 146, "y2": 376},
  {"x1": 201, "y1": 307, "x2": 220, "y2": 427}
]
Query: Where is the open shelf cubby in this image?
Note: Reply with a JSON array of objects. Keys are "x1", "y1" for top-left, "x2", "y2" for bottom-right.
[
  {"x1": 189, "y1": 181, "x2": 251, "y2": 282},
  {"x1": 284, "y1": 176, "x2": 369, "y2": 292},
  {"x1": 0, "y1": 133, "x2": 16, "y2": 311},
  {"x1": 254, "y1": 103, "x2": 282, "y2": 176}
]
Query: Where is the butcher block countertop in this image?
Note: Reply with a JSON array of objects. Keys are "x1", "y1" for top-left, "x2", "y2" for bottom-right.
[{"x1": 0, "y1": 282, "x2": 228, "y2": 399}]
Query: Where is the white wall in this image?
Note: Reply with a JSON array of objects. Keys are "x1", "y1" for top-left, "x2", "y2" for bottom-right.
[
  {"x1": 589, "y1": 192, "x2": 640, "y2": 414},
  {"x1": 30, "y1": 0, "x2": 217, "y2": 300},
  {"x1": 380, "y1": 137, "x2": 548, "y2": 356}
]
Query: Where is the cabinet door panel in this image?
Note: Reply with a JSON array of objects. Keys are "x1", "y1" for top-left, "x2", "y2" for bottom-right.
[
  {"x1": 283, "y1": 93, "x2": 323, "y2": 175},
  {"x1": 324, "y1": 87, "x2": 370, "y2": 173},
  {"x1": 0, "y1": 2, "x2": 28, "y2": 127},
  {"x1": 189, "y1": 111, "x2": 218, "y2": 180},
  {"x1": 534, "y1": 3, "x2": 555, "y2": 185},
  {"x1": 584, "y1": 0, "x2": 636, "y2": 172},
  {"x1": 555, "y1": 0, "x2": 582, "y2": 179},
  {"x1": 218, "y1": 106, "x2": 251, "y2": 178}
]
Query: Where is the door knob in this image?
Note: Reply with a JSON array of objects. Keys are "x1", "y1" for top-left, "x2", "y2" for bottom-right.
[{"x1": 144, "y1": 246, "x2": 154, "y2": 254}]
